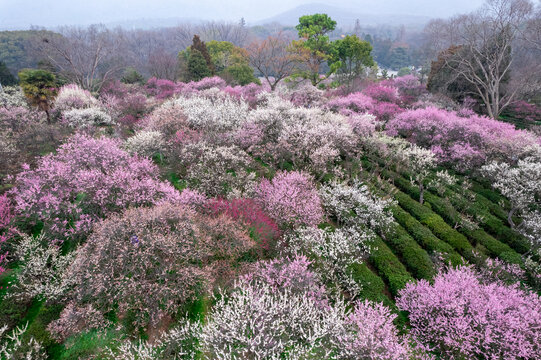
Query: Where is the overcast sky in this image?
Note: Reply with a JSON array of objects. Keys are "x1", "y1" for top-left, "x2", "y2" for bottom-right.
[{"x1": 0, "y1": 0, "x2": 485, "y2": 30}]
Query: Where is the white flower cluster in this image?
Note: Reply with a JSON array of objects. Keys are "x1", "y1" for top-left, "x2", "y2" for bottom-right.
[
  {"x1": 63, "y1": 107, "x2": 114, "y2": 128},
  {"x1": 173, "y1": 94, "x2": 249, "y2": 134},
  {"x1": 482, "y1": 157, "x2": 541, "y2": 245},
  {"x1": 179, "y1": 142, "x2": 256, "y2": 197},
  {"x1": 53, "y1": 84, "x2": 98, "y2": 113},
  {"x1": 105, "y1": 321, "x2": 202, "y2": 360},
  {"x1": 124, "y1": 130, "x2": 165, "y2": 158},
  {"x1": 0, "y1": 86, "x2": 27, "y2": 108},
  {"x1": 7, "y1": 233, "x2": 74, "y2": 302},
  {"x1": 284, "y1": 227, "x2": 371, "y2": 297},
  {"x1": 319, "y1": 180, "x2": 395, "y2": 231},
  {"x1": 201, "y1": 282, "x2": 345, "y2": 359},
  {"x1": 0, "y1": 323, "x2": 45, "y2": 359}
]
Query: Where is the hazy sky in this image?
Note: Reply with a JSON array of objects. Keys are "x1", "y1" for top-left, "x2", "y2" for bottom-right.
[{"x1": 0, "y1": 0, "x2": 485, "y2": 29}]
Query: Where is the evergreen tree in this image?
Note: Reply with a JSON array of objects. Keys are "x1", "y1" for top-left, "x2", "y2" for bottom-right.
[
  {"x1": 18, "y1": 68, "x2": 57, "y2": 123},
  {"x1": 191, "y1": 35, "x2": 215, "y2": 75},
  {"x1": 187, "y1": 49, "x2": 212, "y2": 81},
  {"x1": 0, "y1": 61, "x2": 16, "y2": 86}
]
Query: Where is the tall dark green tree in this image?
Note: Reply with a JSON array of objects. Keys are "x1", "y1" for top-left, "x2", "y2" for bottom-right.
[
  {"x1": 0, "y1": 61, "x2": 16, "y2": 86},
  {"x1": 187, "y1": 49, "x2": 212, "y2": 81},
  {"x1": 18, "y1": 69, "x2": 57, "y2": 123}
]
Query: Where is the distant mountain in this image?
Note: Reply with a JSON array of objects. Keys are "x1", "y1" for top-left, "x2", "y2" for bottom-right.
[{"x1": 255, "y1": 1, "x2": 481, "y2": 27}]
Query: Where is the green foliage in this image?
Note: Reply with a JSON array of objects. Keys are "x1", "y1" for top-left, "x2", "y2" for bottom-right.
[
  {"x1": 0, "y1": 30, "x2": 53, "y2": 75},
  {"x1": 291, "y1": 13, "x2": 337, "y2": 86},
  {"x1": 391, "y1": 206, "x2": 463, "y2": 266},
  {"x1": 59, "y1": 329, "x2": 118, "y2": 360},
  {"x1": 18, "y1": 68, "x2": 57, "y2": 122},
  {"x1": 0, "y1": 60, "x2": 17, "y2": 85},
  {"x1": 191, "y1": 35, "x2": 214, "y2": 75},
  {"x1": 22, "y1": 303, "x2": 64, "y2": 358},
  {"x1": 296, "y1": 14, "x2": 337, "y2": 42},
  {"x1": 384, "y1": 224, "x2": 436, "y2": 280},
  {"x1": 187, "y1": 49, "x2": 212, "y2": 81},
  {"x1": 394, "y1": 191, "x2": 475, "y2": 260},
  {"x1": 388, "y1": 46, "x2": 410, "y2": 71},
  {"x1": 120, "y1": 67, "x2": 144, "y2": 84},
  {"x1": 347, "y1": 262, "x2": 393, "y2": 306},
  {"x1": 207, "y1": 40, "x2": 258, "y2": 85},
  {"x1": 368, "y1": 237, "x2": 413, "y2": 297},
  {"x1": 329, "y1": 35, "x2": 374, "y2": 89},
  {"x1": 397, "y1": 67, "x2": 411, "y2": 76}
]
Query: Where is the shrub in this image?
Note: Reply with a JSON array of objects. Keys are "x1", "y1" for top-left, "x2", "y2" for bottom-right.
[
  {"x1": 256, "y1": 171, "x2": 323, "y2": 229},
  {"x1": 62, "y1": 107, "x2": 114, "y2": 128},
  {"x1": 397, "y1": 266, "x2": 541, "y2": 359},
  {"x1": 141, "y1": 100, "x2": 189, "y2": 139},
  {"x1": 368, "y1": 237, "x2": 414, "y2": 297},
  {"x1": 53, "y1": 84, "x2": 98, "y2": 115},
  {"x1": 124, "y1": 130, "x2": 165, "y2": 158},
  {"x1": 241, "y1": 255, "x2": 327, "y2": 303},
  {"x1": 319, "y1": 180, "x2": 395, "y2": 231},
  {"x1": 7, "y1": 233, "x2": 74, "y2": 302},
  {"x1": 284, "y1": 226, "x2": 372, "y2": 297},
  {"x1": 206, "y1": 198, "x2": 281, "y2": 251},
  {"x1": 0, "y1": 195, "x2": 14, "y2": 275},
  {"x1": 0, "y1": 86, "x2": 28, "y2": 108},
  {"x1": 172, "y1": 94, "x2": 249, "y2": 142},
  {"x1": 10, "y1": 134, "x2": 181, "y2": 241},
  {"x1": 326, "y1": 92, "x2": 374, "y2": 115},
  {"x1": 176, "y1": 142, "x2": 256, "y2": 197},
  {"x1": 363, "y1": 85, "x2": 399, "y2": 103},
  {"x1": 55, "y1": 203, "x2": 255, "y2": 334}
]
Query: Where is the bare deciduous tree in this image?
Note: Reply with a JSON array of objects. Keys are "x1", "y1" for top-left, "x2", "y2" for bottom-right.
[
  {"x1": 247, "y1": 32, "x2": 297, "y2": 91},
  {"x1": 425, "y1": 0, "x2": 538, "y2": 118},
  {"x1": 34, "y1": 25, "x2": 126, "y2": 91}
]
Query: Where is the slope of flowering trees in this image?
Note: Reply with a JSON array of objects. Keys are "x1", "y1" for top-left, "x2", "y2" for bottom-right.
[{"x1": 0, "y1": 69, "x2": 540, "y2": 359}]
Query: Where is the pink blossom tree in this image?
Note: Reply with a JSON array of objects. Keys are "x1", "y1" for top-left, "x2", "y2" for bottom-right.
[{"x1": 397, "y1": 266, "x2": 541, "y2": 359}]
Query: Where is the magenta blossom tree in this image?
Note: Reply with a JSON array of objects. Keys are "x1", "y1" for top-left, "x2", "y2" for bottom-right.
[
  {"x1": 397, "y1": 266, "x2": 541, "y2": 359},
  {"x1": 255, "y1": 171, "x2": 323, "y2": 229},
  {"x1": 10, "y1": 134, "x2": 180, "y2": 241}
]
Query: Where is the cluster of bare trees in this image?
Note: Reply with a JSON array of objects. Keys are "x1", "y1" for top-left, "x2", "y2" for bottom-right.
[
  {"x1": 31, "y1": 21, "x2": 250, "y2": 91},
  {"x1": 425, "y1": 0, "x2": 541, "y2": 118}
]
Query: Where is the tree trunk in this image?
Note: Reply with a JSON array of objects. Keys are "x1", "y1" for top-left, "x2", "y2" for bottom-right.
[{"x1": 419, "y1": 183, "x2": 424, "y2": 205}]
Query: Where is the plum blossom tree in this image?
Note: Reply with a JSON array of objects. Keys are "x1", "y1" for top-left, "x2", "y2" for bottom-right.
[
  {"x1": 482, "y1": 157, "x2": 541, "y2": 245},
  {"x1": 397, "y1": 266, "x2": 541, "y2": 359},
  {"x1": 256, "y1": 171, "x2": 323, "y2": 229},
  {"x1": 10, "y1": 134, "x2": 180, "y2": 241}
]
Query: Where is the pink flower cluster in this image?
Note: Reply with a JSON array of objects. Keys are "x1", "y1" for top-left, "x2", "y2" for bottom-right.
[
  {"x1": 397, "y1": 266, "x2": 541, "y2": 359},
  {"x1": 10, "y1": 134, "x2": 180, "y2": 241},
  {"x1": 223, "y1": 83, "x2": 266, "y2": 108},
  {"x1": 256, "y1": 171, "x2": 323, "y2": 229},
  {"x1": 207, "y1": 198, "x2": 281, "y2": 251},
  {"x1": 144, "y1": 76, "x2": 227, "y2": 100},
  {"x1": 386, "y1": 106, "x2": 541, "y2": 169}
]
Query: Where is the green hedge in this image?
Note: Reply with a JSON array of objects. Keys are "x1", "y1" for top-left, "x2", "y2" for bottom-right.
[
  {"x1": 347, "y1": 262, "x2": 394, "y2": 307},
  {"x1": 368, "y1": 237, "x2": 414, "y2": 297},
  {"x1": 392, "y1": 175, "x2": 524, "y2": 264},
  {"x1": 394, "y1": 191, "x2": 475, "y2": 261},
  {"x1": 391, "y1": 206, "x2": 463, "y2": 266},
  {"x1": 438, "y1": 187, "x2": 529, "y2": 254},
  {"x1": 382, "y1": 224, "x2": 436, "y2": 280}
]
